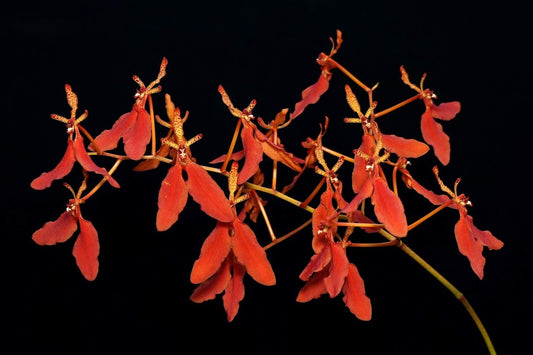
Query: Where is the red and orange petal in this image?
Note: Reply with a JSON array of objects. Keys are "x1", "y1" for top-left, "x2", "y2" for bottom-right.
[
  {"x1": 299, "y1": 243, "x2": 332, "y2": 281},
  {"x1": 431, "y1": 101, "x2": 461, "y2": 121},
  {"x1": 292, "y1": 72, "x2": 331, "y2": 120},
  {"x1": 421, "y1": 110, "x2": 451, "y2": 166},
  {"x1": 32, "y1": 211, "x2": 78, "y2": 245},
  {"x1": 73, "y1": 132, "x2": 120, "y2": 188},
  {"x1": 156, "y1": 164, "x2": 188, "y2": 231},
  {"x1": 454, "y1": 213, "x2": 503, "y2": 279},
  {"x1": 342, "y1": 263, "x2": 372, "y2": 321},
  {"x1": 237, "y1": 126, "x2": 263, "y2": 185},
  {"x1": 296, "y1": 268, "x2": 329, "y2": 303},
  {"x1": 31, "y1": 140, "x2": 76, "y2": 190},
  {"x1": 185, "y1": 163, "x2": 234, "y2": 223},
  {"x1": 190, "y1": 222, "x2": 232, "y2": 284},
  {"x1": 323, "y1": 242, "x2": 349, "y2": 298},
  {"x1": 91, "y1": 108, "x2": 136, "y2": 152},
  {"x1": 381, "y1": 134, "x2": 429, "y2": 158},
  {"x1": 231, "y1": 219, "x2": 276, "y2": 286},
  {"x1": 371, "y1": 177, "x2": 407, "y2": 237},
  {"x1": 190, "y1": 258, "x2": 232, "y2": 303},
  {"x1": 122, "y1": 107, "x2": 151, "y2": 160},
  {"x1": 222, "y1": 260, "x2": 246, "y2": 322},
  {"x1": 72, "y1": 213, "x2": 100, "y2": 281}
]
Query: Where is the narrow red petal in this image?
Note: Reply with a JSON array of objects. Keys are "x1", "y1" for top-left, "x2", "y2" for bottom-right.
[
  {"x1": 123, "y1": 107, "x2": 151, "y2": 160},
  {"x1": 381, "y1": 134, "x2": 429, "y2": 158},
  {"x1": 31, "y1": 140, "x2": 76, "y2": 190},
  {"x1": 72, "y1": 214, "x2": 99, "y2": 281},
  {"x1": 73, "y1": 132, "x2": 120, "y2": 188},
  {"x1": 32, "y1": 211, "x2": 78, "y2": 245},
  {"x1": 371, "y1": 177, "x2": 408, "y2": 237},
  {"x1": 255, "y1": 130, "x2": 303, "y2": 172},
  {"x1": 431, "y1": 101, "x2": 461, "y2": 121},
  {"x1": 342, "y1": 263, "x2": 372, "y2": 321},
  {"x1": 342, "y1": 177, "x2": 373, "y2": 214},
  {"x1": 421, "y1": 110, "x2": 450, "y2": 165},
  {"x1": 190, "y1": 222, "x2": 232, "y2": 284},
  {"x1": 156, "y1": 164, "x2": 188, "y2": 231},
  {"x1": 91, "y1": 108, "x2": 136, "y2": 152},
  {"x1": 296, "y1": 269, "x2": 328, "y2": 302},
  {"x1": 231, "y1": 219, "x2": 276, "y2": 286},
  {"x1": 190, "y1": 258, "x2": 232, "y2": 303},
  {"x1": 324, "y1": 242, "x2": 349, "y2": 298},
  {"x1": 185, "y1": 163, "x2": 234, "y2": 223},
  {"x1": 402, "y1": 172, "x2": 451, "y2": 206},
  {"x1": 454, "y1": 213, "x2": 486, "y2": 279},
  {"x1": 292, "y1": 72, "x2": 330, "y2": 119},
  {"x1": 222, "y1": 261, "x2": 246, "y2": 322},
  {"x1": 237, "y1": 126, "x2": 263, "y2": 185}
]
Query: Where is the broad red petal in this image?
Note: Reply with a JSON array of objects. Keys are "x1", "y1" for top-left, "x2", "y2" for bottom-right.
[
  {"x1": 421, "y1": 110, "x2": 450, "y2": 165},
  {"x1": 237, "y1": 126, "x2": 263, "y2": 185},
  {"x1": 324, "y1": 242, "x2": 349, "y2": 298},
  {"x1": 431, "y1": 101, "x2": 461, "y2": 121},
  {"x1": 32, "y1": 211, "x2": 78, "y2": 245},
  {"x1": 31, "y1": 140, "x2": 76, "y2": 190},
  {"x1": 296, "y1": 269, "x2": 328, "y2": 302},
  {"x1": 371, "y1": 177, "x2": 407, "y2": 237},
  {"x1": 292, "y1": 72, "x2": 330, "y2": 119},
  {"x1": 156, "y1": 164, "x2": 188, "y2": 231},
  {"x1": 454, "y1": 213, "x2": 486, "y2": 279},
  {"x1": 123, "y1": 107, "x2": 151, "y2": 160},
  {"x1": 231, "y1": 219, "x2": 276, "y2": 286},
  {"x1": 381, "y1": 134, "x2": 429, "y2": 158},
  {"x1": 72, "y1": 213, "x2": 99, "y2": 281},
  {"x1": 190, "y1": 222, "x2": 232, "y2": 284},
  {"x1": 342, "y1": 177, "x2": 373, "y2": 214},
  {"x1": 73, "y1": 132, "x2": 120, "y2": 188},
  {"x1": 222, "y1": 260, "x2": 246, "y2": 322},
  {"x1": 185, "y1": 163, "x2": 234, "y2": 223},
  {"x1": 91, "y1": 108, "x2": 136, "y2": 152},
  {"x1": 311, "y1": 184, "x2": 336, "y2": 253},
  {"x1": 190, "y1": 258, "x2": 232, "y2": 303},
  {"x1": 342, "y1": 263, "x2": 372, "y2": 321}
]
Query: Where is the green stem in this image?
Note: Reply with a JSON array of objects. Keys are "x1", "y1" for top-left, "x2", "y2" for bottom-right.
[{"x1": 378, "y1": 229, "x2": 497, "y2": 355}]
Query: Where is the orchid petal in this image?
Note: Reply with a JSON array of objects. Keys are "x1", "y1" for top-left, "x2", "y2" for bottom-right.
[
  {"x1": 431, "y1": 101, "x2": 461, "y2": 121},
  {"x1": 156, "y1": 164, "x2": 188, "y2": 231},
  {"x1": 324, "y1": 242, "x2": 349, "y2": 298},
  {"x1": 32, "y1": 211, "x2": 78, "y2": 245},
  {"x1": 222, "y1": 260, "x2": 246, "y2": 322},
  {"x1": 292, "y1": 73, "x2": 330, "y2": 120},
  {"x1": 454, "y1": 213, "x2": 486, "y2": 279},
  {"x1": 72, "y1": 214, "x2": 99, "y2": 281},
  {"x1": 237, "y1": 126, "x2": 263, "y2": 185},
  {"x1": 190, "y1": 258, "x2": 231, "y2": 303},
  {"x1": 342, "y1": 263, "x2": 372, "y2": 321},
  {"x1": 296, "y1": 269, "x2": 328, "y2": 302},
  {"x1": 299, "y1": 243, "x2": 332, "y2": 281},
  {"x1": 421, "y1": 110, "x2": 450, "y2": 165},
  {"x1": 31, "y1": 140, "x2": 76, "y2": 190},
  {"x1": 190, "y1": 222, "x2": 232, "y2": 284},
  {"x1": 123, "y1": 107, "x2": 151, "y2": 160},
  {"x1": 372, "y1": 177, "x2": 407, "y2": 237},
  {"x1": 91, "y1": 108, "x2": 136, "y2": 152},
  {"x1": 381, "y1": 134, "x2": 429, "y2": 158},
  {"x1": 231, "y1": 219, "x2": 276, "y2": 286},
  {"x1": 185, "y1": 163, "x2": 234, "y2": 223},
  {"x1": 352, "y1": 134, "x2": 375, "y2": 193}
]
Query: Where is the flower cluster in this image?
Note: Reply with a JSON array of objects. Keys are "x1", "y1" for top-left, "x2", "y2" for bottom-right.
[{"x1": 31, "y1": 30, "x2": 502, "y2": 353}]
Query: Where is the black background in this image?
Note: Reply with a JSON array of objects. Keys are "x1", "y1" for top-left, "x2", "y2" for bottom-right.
[{"x1": 4, "y1": 1, "x2": 530, "y2": 354}]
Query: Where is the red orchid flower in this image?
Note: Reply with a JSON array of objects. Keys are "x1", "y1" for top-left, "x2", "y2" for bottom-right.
[
  {"x1": 32, "y1": 180, "x2": 100, "y2": 281},
  {"x1": 292, "y1": 30, "x2": 343, "y2": 120},
  {"x1": 297, "y1": 180, "x2": 372, "y2": 320},
  {"x1": 155, "y1": 95, "x2": 234, "y2": 231},
  {"x1": 344, "y1": 130, "x2": 408, "y2": 237},
  {"x1": 217, "y1": 85, "x2": 264, "y2": 185},
  {"x1": 400, "y1": 66, "x2": 461, "y2": 165},
  {"x1": 31, "y1": 84, "x2": 120, "y2": 190},
  {"x1": 189, "y1": 162, "x2": 276, "y2": 322},
  {"x1": 400, "y1": 163, "x2": 503, "y2": 279},
  {"x1": 91, "y1": 58, "x2": 168, "y2": 160}
]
